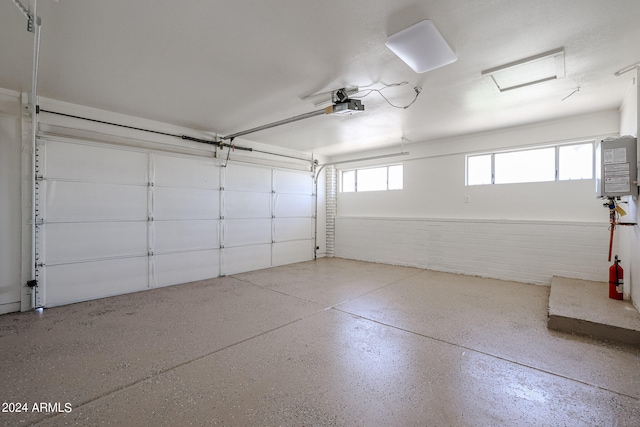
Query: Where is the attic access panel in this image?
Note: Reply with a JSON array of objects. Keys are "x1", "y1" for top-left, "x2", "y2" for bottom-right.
[{"x1": 482, "y1": 48, "x2": 565, "y2": 92}]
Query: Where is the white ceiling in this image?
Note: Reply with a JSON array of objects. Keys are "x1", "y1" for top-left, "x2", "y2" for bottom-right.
[{"x1": 1, "y1": 0, "x2": 639, "y2": 156}]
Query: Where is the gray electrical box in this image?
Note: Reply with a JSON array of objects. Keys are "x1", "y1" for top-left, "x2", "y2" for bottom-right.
[{"x1": 595, "y1": 136, "x2": 639, "y2": 198}]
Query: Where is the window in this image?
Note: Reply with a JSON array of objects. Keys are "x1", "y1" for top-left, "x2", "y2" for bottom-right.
[
  {"x1": 341, "y1": 165, "x2": 403, "y2": 192},
  {"x1": 356, "y1": 167, "x2": 387, "y2": 192},
  {"x1": 342, "y1": 170, "x2": 356, "y2": 192},
  {"x1": 466, "y1": 142, "x2": 593, "y2": 185},
  {"x1": 494, "y1": 147, "x2": 555, "y2": 184},
  {"x1": 559, "y1": 143, "x2": 593, "y2": 180},
  {"x1": 467, "y1": 154, "x2": 492, "y2": 185}
]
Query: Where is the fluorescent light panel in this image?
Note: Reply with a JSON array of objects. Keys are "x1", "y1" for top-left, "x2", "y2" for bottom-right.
[
  {"x1": 482, "y1": 48, "x2": 565, "y2": 92},
  {"x1": 385, "y1": 20, "x2": 457, "y2": 73}
]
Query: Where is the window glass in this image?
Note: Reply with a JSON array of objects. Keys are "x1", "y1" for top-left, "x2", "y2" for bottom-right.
[
  {"x1": 342, "y1": 170, "x2": 355, "y2": 192},
  {"x1": 388, "y1": 165, "x2": 403, "y2": 190},
  {"x1": 467, "y1": 154, "x2": 492, "y2": 185},
  {"x1": 559, "y1": 143, "x2": 593, "y2": 180},
  {"x1": 341, "y1": 165, "x2": 403, "y2": 192},
  {"x1": 494, "y1": 147, "x2": 555, "y2": 184},
  {"x1": 357, "y1": 167, "x2": 387, "y2": 192},
  {"x1": 466, "y1": 141, "x2": 594, "y2": 186}
]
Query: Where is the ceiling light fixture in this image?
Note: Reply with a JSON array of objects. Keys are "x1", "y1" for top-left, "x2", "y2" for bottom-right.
[
  {"x1": 385, "y1": 20, "x2": 457, "y2": 73},
  {"x1": 482, "y1": 48, "x2": 565, "y2": 92}
]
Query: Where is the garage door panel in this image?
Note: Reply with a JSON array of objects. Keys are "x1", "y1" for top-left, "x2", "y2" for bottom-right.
[
  {"x1": 154, "y1": 187, "x2": 219, "y2": 220},
  {"x1": 154, "y1": 155, "x2": 220, "y2": 189},
  {"x1": 272, "y1": 241, "x2": 313, "y2": 267},
  {"x1": 223, "y1": 245, "x2": 271, "y2": 275},
  {"x1": 44, "y1": 222, "x2": 147, "y2": 264},
  {"x1": 274, "y1": 194, "x2": 313, "y2": 218},
  {"x1": 45, "y1": 140, "x2": 148, "y2": 184},
  {"x1": 44, "y1": 257, "x2": 148, "y2": 307},
  {"x1": 154, "y1": 220, "x2": 219, "y2": 253},
  {"x1": 225, "y1": 191, "x2": 271, "y2": 219},
  {"x1": 274, "y1": 217, "x2": 312, "y2": 242},
  {"x1": 224, "y1": 219, "x2": 271, "y2": 247},
  {"x1": 273, "y1": 170, "x2": 313, "y2": 194},
  {"x1": 44, "y1": 181, "x2": 148, "y2": 221},
  {"x1": 39, "y1": 135, "x2": 316, "y2": 307},
  {"x1": 225, "y1": 164, "x2": 271, "y2": 192},
  {"x1": 154, "y1": 250, "x2": 220, "y2": 288}
]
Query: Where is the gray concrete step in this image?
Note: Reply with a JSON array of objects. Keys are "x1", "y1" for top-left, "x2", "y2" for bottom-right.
[{"x1": 548, "y1": 276, "x2": 640, "y2": 346}]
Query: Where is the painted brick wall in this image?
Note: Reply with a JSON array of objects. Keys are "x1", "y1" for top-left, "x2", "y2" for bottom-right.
[
  {"x1": 325, "y1": 166, "x2": 337, "y2": 257},
  {"x1": 335, "y1": 217, "x2": 614, "y2": 285}
]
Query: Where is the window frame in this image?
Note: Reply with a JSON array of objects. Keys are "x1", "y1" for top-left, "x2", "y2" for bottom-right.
[
  {"x1": 340, "y1": 164, "x2": 404, "y2": 193},
  {"x1": 466, "y1": 140, "x2": 595, "y2": 186}
]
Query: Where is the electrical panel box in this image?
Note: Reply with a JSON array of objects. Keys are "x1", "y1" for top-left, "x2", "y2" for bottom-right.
[{"x1": 595, "y1": 136, "x2": 639, "y2": 198}]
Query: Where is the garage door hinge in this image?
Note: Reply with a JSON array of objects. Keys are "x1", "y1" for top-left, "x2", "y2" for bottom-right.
[
  {"x1": 148, "y1": 252, "x2": 154, "y2": 256},
  {"x1": 35, "y1": 262, "x2": 45, "y2": 268},
  {"x1": 26, "y1": 280, "x2": 38, "y2": 288},
  {"x1": 35, "y1": 219, "x2": 45, "y2": 225},
  {"x1": 148, "y1": 216, "x2": 154, "y2": 222},
  {"x1": 148, "y1": 182, "x2": 154, "y2": 187},
  {"x1": 35, "y1": 175, "x2": 44, "y2": 181}
]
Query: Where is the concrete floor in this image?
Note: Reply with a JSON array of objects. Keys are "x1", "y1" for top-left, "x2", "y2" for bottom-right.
[{"x1": 0, "y1": 258, "x2": 638, "y2": 426}]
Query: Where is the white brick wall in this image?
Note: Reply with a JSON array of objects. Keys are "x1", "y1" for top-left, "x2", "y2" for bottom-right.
[
  {"x1": 335, "y1": 217, "x2": 614, "y2": 285},
  {"x1": 325, "y1": 166, "x2": 337, "y2": 257}
]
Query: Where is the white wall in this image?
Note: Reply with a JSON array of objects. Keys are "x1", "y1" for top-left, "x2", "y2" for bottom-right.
[
  {"x1": 618, "y1": 72, "x2": 639, "y2": 308},
  {"x1": 336, "y1": 111, "x2": 618, "y2": 222},
  {"x1": 339, "y1": 155, "x2": 603, "y2": 222},
  {"x1": 334, "y1": 110, "x2": 620, "y2": 285},
  {"x1": 336, "y1": 217, "x2": 610, "y2": 284},
  {"x1": 0, "y1": 89, "x2": 22, "y2": 314}
]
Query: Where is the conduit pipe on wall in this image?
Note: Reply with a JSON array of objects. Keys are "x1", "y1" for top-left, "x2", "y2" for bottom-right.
[{"x1": 605, "y1": 198, "x2": 637, "y2": 261}]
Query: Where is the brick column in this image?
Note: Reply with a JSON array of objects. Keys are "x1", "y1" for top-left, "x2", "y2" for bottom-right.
[{"x1": 326, "y1": 165, "x2": 337, "y2": 257}]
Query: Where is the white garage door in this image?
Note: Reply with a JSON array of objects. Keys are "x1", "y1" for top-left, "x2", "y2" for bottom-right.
[
  {"x1": 35, "y1": 136, "x2": 314, "y2": 307},
  {"x1": 39, "y1": 139, "x2": 150, "y2": 306},
  {"x1": 221, "y1": 163, "x2": 314, "y2": 275},
  {"x1": 151, "y1": 153, "x2": 221, "y2": 287},
  {"x1": 272, "y1": 169, "x2": 314, "y2": 266}
]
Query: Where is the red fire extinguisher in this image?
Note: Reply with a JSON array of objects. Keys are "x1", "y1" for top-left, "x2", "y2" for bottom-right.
[{"x1": 609, "y1": 255, "x2": 624, "y2": 300}]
